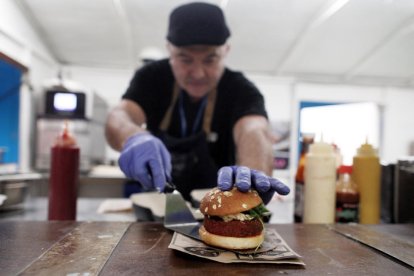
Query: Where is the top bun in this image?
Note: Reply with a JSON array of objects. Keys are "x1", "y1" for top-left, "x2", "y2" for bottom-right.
[{"x1": 200, "y1": 187, "x2": 262, "y2": 216}]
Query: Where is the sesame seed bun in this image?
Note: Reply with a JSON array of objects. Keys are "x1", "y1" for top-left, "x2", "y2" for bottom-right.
[{"x1": 199, "y1": 187, "x2": 262, "y2": 216}]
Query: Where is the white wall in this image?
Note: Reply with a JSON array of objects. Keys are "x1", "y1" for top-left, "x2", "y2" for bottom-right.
[
  {"x1": 382, "y1": 87, "x2": 414, "y2": 162},
  {"x1": 248, "y1": 75, "x2": 293, "y2": 122},
  {"x1": 0, "y1": 0, "x2": 58, "y2": 88},
  {"x1": 0, "y1": 0, "x2": 58, "y2": 172},
  {"x1": 61, "y1": 66, "x2": 132, "y2": 109}
]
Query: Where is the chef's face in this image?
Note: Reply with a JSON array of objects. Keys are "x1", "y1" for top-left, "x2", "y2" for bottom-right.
[{"x1": 168, "y1": 43, "x2": 229, "y2": 101}]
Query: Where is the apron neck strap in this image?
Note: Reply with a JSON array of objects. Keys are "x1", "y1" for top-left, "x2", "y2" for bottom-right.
[
  {"x1": 159, "y1": 83, "x2": 217, "y2": 135},
  {"x1": 159, "y1": 83, "x2": 180, "y2": 131},
  {"x1": 202, "y1": 85, "x2": 217, "y2": 135}
]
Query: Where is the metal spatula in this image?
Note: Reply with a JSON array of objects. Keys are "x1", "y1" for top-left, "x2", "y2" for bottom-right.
[{"x1": 163, "y1": 183, "x2": 201, "y2": 240}]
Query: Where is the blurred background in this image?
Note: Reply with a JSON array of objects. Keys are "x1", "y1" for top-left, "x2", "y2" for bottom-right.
[{"x1": 1, "y1": 0, "x2": 413, "y2": 223}]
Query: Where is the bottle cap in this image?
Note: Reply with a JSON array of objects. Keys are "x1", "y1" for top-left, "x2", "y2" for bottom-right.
[
  {"x1": 338, "y1": 165, "x2": 352, "y2": 175},
  {"x1": 356, "y1": 140, "x2": 377, "y2": 157},
  {"x1": 309, "y1": 141, "x2": 334, "y2": 155},
  {"x1": 55, "y1": 121, "x2": 77, "y2": 147}
]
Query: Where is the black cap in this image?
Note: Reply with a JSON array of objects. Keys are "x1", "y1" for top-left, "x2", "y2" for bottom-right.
[{"x1": 167, "y1": 2, "x2": 231, "y2": 46}]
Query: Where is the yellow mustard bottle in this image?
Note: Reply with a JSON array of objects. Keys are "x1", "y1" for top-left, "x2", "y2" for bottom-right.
[{"x1": 352, "y1": 141, "x2": 381, "y2": 224}]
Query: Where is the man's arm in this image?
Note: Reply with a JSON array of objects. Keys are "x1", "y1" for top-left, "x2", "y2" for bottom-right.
[
  {"x1": 105, "y1": 99, "x2": 148, "y2": 151},
  {"x1": 233, "y1": 115, "x2": 274, "y2": 176}
]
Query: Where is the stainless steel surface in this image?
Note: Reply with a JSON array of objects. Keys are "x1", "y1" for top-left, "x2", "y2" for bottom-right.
[
  {"x1": 35, "y1": 118, "x2": 99, "y2": 172},
  {"x1": 0, "y1": 173, "x2": 43, "y2": 210},
  {"x1": 164, "y1": 190, "x2": 200, "y2": 240},
  {"x1": 0, "y1": 172, "x2": 42, "y2": 182},
  {"x1": 15, "y1": 172, "x2": 126, "y2": 199},
  {"x1": 0, "y1": 181, "x2": 28, "y2": 209},
  {"x1": 0, "y1": 197, "x2": 136, "y2": 221}
]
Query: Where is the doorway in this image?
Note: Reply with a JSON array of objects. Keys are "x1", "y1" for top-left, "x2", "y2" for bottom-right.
[{"x1": 299, "y1": 101, "x2": 381, "y2": 165}]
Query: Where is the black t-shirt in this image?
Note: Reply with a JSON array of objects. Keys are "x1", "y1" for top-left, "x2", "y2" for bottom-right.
[{"x1": 122, "y1": 59, "x2": 268, "y2": 168}]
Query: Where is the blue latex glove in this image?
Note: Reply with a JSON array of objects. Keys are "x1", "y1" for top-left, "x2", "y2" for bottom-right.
[
  {"x1": 118, "y1": 132, "x2": 172, "y2": 192},
  {"x1": 217, "y1": 165, "x2": 290, "y2": 204}
]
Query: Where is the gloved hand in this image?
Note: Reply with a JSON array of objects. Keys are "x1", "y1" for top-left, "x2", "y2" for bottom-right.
[
  {"x1": 118, "y1": 132, "x2": 172, "y2": 192},
  {"x1": 217, "y1": 166, "x2": 290, "y2": 204}
]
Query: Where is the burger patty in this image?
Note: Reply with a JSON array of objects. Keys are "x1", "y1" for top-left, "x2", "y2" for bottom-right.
[{"x1": 203, "y1": 216, "x2": 263, "y2": 237}]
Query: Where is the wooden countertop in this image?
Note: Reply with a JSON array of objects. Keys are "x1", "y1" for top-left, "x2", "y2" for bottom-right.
[{"x1": 1, "y1": 222, "x2": 413, "y2": 275}]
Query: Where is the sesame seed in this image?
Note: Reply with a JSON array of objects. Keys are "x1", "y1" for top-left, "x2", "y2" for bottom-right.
[
  {"x1": 213, "y1": 204, "x2": 217, "y2": 209},
  {"x1": 242, "y1": 203, "x2": 248, "y2": 209},
  {"x1": 204, "y1": 207, "x2": 208, "y2": 212}
]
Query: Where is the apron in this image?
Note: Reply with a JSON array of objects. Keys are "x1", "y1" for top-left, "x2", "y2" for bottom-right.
[{"x1": 156, "y1": 84, "x2": 218, "y2": 204}]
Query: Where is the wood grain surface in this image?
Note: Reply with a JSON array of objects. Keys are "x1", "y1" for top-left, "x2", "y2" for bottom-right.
[{"x1": 1, "y1": 222, "x2": 413, "y2": 275}]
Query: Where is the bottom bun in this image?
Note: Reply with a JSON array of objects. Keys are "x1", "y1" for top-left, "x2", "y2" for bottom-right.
[{"x1": 199, "y1": 225, "x2": 264, "y2": 250}]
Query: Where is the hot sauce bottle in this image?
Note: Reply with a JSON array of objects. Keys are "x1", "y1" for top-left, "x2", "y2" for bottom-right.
[
  {"x1": 48, "y1": 121, "x2": 80, "y2": 220},
  {"x1": 336, "y1": 165, "x2": 359, "y2": 223}
]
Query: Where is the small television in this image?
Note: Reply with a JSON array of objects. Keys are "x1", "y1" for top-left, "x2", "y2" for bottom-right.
[{"x1": 45, "y1": 90, "x2": 86, "y2": 118}]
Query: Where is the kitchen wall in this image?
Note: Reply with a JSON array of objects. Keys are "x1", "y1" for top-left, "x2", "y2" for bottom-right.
[
  {"x1": 0, "y1": 1, "x2": 58, "y2": 88},
  {"x1": 1, "y1": 0, "x2": 414, "y2": 171},
  {"x1": 0, "y1": 0, "x2": 58, "y2": 172}
]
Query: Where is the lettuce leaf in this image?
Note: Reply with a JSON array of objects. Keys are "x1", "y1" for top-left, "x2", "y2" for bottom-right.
[{"x1": 246, "y1": 203, "x2": 271, "y2": 220}]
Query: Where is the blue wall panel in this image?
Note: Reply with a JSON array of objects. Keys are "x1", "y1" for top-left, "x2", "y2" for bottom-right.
[{"x1": 0, "y1": 59, "x2": 22, "y2": 164}]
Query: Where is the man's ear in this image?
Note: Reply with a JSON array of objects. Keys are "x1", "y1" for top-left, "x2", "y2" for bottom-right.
[
  {"x1": 166, "y1": 43, "x2": 174, "y2": 66},
  {"x1": 166, "y1": 42, "x2": 173, "y2": 53},
  {"x1": 223, "y1": 43, "x2": 230, "y2": 55}
]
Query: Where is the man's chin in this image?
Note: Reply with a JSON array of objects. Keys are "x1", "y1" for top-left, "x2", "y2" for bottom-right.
[{"x1": 184, "y1": 87, "x2": 211, "y2": 99}]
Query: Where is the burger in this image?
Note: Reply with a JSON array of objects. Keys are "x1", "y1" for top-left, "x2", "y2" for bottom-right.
[{"x1": 198, "y1": 187, "x2": 270, "y2": 250}]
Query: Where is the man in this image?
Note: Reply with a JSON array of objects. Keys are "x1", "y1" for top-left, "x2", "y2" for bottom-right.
[{"x1": 105, "y1": 2, "x2": 289, "y2": 204}]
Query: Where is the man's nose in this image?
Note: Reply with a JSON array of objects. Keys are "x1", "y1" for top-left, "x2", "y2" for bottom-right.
[{"x1": 190, "y1": 63, "x2": 206, "y2": 79}]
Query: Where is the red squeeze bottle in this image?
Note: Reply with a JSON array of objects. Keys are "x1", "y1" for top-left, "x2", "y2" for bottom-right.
[
  {"x1": 336, "y1": 165, "x2": 359, "y2": 223},
  {"x1": 48, "y1": 121, "x2": 80, "y2": 220}
]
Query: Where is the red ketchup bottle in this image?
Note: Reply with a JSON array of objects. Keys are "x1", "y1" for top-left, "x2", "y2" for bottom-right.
[{"x1": 48, "y1": 121, "x2": 80, "y2": 220}]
